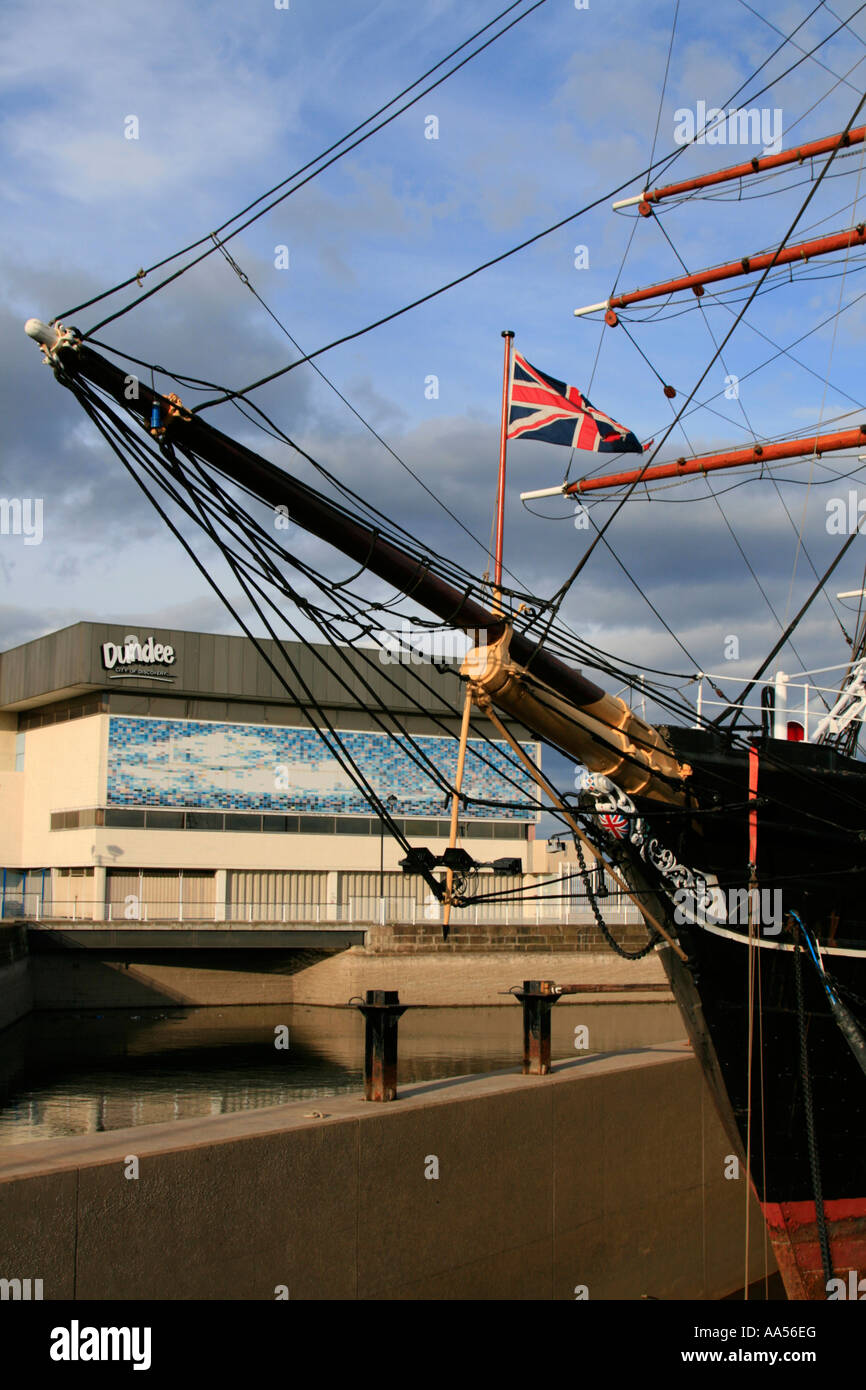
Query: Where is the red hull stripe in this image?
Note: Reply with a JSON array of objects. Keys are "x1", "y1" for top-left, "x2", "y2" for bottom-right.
[
  {"x1": 762, "y1": 1198, "x2": 866, "y2": 1300},
  {"x1": 764, "y1": 1197, "x2": 866, "y2": 1226}
]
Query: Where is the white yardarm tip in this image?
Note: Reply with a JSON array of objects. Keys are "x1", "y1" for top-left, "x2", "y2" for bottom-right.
[
  {"x1": 25, "y1": 318, "x2": 58, "y2": 347},
  {"x1": 573, "y1": 300, "x2": 609, "y2": 318},
  {"x1": 519, "y1": 485, "x2": 568, "y2": 501},
  {"x1": 611, "y1": 193, "x2": 645, "y2": 210}
]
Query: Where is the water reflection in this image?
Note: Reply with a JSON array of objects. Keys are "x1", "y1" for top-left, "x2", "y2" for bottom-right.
[{"x1": 0, "y1": 1001, "x2": 682, "y2": 1146}]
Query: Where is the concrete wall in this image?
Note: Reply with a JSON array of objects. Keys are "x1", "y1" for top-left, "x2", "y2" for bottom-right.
[
  {"x1": 288, "y1": 946, "x2": 668, "y2": 1006},
  {"x1": 45, "y1": 824, "x2": 525, "y2": 875},
  {"x1": 0, "y1": 927, "x2": 31, "y2": 1030},
  {"x1": 15, "y1": 717, "x2": 105, "y2": 888},
  {"x1": 26, "y1": 947, "x2": 668, "y2": 1009},
  {"x1": 28, "y1": 948, "x2": 326, "y2": 1009},
  {"x1": 0, "y1": 767, "x2": 24, "y2": 863},
  {"x1": 365, "y1": 916, "x2": 653, "y2": 953},
  {"x1": 0, "y1": 1045, "x2": 772, "y2": 1300}
]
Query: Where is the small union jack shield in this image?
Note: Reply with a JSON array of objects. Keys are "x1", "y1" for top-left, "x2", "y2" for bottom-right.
[{"x1": 598, "y1": 812, "x2": 629, "y2": 839}]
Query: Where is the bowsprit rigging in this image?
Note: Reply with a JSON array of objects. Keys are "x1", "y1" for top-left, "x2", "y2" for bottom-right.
[
  {"x1": 24, "y1": 319, "x2": 698, "y2": 954},
  {"x1": 23, "y1": 2, "x2": 866, "y2": 1303}
]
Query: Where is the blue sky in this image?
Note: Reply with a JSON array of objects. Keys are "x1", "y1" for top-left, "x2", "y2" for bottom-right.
[{"x1": 4, "y1": 0, "x2": 866, "y2": 757}]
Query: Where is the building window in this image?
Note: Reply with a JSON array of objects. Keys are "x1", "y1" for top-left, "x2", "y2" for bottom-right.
[
  {"x1": 299, "y1": 815, "x2": 335, "y2": 834},
  {"x1": 185, "y1": 811, "x2": 224, "y2": 831},
  {"x1": 104, "y1": 809, "x2": 146, "y2": 828},
  {"x1": 51, "y1": 805, "x2": 532, "y2": 838},
  {"x1": 403, "y1": 818, "x2": 438, "y2": 836},
  {"x1": 50, "y1": 808, "x2": 107, "y2": 830},
  {"x1": 145, "y1": 811, "x2": 185, "y2": 830},
  {"x1": 225, "y1": 813, "x2": 262, "y2": 832},
  {"x1": 493, "y1": 823, "x2": 526, "y2": 839},
  {"x1": 336, "y1": 818, "x2": 374, "y2": 835},
  {"x1": 20, "y1": 695, "x2": 105, "y2": 731}
]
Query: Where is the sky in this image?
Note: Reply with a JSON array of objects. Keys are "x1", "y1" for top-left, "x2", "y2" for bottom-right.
[{"x1": 4, "y1": 0, "x2": 866, "y2": 789}]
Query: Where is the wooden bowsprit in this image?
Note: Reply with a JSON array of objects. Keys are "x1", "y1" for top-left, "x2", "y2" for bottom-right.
[
  {"x1": 442, "y1": 688, "x2": 474, "y2": 941},
  {"x1": 475, "y1": 695, "x2": 688, "y2": 963}
]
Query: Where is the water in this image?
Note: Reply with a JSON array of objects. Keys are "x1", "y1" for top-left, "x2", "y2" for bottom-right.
[{"x1": 0, "y1": 1000, "x2": 682, "y2": 1146}]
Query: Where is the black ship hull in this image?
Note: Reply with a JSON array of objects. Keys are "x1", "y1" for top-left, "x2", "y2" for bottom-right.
[{"x1": 587, "y1": 727, "x2": 866, "y2": 1301}]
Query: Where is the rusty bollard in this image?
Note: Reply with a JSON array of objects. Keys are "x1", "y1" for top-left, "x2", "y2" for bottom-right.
[
  {"x1": 513, "y1": 980, "x2": 561, "y2": 1075},
  {"x1": 349, "y1": 990, "x2": 408, "y2": 1101}
]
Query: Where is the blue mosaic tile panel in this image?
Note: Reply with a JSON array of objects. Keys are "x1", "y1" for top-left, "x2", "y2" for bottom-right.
[{"x1": 106, "y1": 717, "x2": 538, "y2": 819}]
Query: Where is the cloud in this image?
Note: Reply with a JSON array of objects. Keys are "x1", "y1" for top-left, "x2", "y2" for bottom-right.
[
  {"x1": 0, "y1": 1, "x2": 295, "y2": 205},
  {"x1": 4, "y1": 0, "x2": 866, "y2": 743}
]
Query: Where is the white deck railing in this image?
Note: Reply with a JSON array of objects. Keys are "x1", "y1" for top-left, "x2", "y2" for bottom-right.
[{"x1": 693, "y1": 662, "x2": 858, "y2": 742}]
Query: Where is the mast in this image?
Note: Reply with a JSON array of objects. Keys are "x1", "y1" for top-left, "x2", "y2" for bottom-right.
[
  {"x1": 564, "y1": 425, "x2": 866, "y2": 494},
  {"x1": 573, "y1": 223, "x2": 866, "y2": 321},
  {"x1": 493, "y1": 330, "x2": 515, "y2": 613},
  {"x1": 25, "y1": 319, "x2": 690, "y2": 807},
  {"x1": 612, "y1": 124, "x2": 866, "y2": 213}
]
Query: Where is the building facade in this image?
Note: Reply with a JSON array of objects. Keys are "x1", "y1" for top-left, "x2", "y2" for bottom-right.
[{"x1": 0, "y1": 623, "x2": 542, "y2": 923}]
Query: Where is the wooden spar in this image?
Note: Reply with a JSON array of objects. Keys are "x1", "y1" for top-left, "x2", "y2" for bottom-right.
[
  {"x1": 612, "y1": 124, "x2": 866, "y2": 212},
  {"x1": 474, "y1": 695, "x2": 688, "y2": 961},
  {"x1": 573, "y1": 222, "x2": 866, "y2": 318},
  {"x1": 24, "y1": 321, "x2": 608, "y2": 713},
  {"x1": 461, "y1": 628, "x2": 690, "y2": 806},
  {"x1": 564, "y1": 424, "x2": 866, "y2": 495},
  {"x1": 25, "y1": 320, "x2": 692, "y2": 805},
  {"x1": 442, "y1": 690, "x2": 473, "y2": 939}
]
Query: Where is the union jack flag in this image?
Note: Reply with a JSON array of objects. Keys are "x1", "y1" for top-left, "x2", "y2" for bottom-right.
[
  {"x1": 507, "y1": 352, "x2": 647, "y2": 454},
  {"x1": 598, "y1": 812, "x2": 629, "y2": 839}
]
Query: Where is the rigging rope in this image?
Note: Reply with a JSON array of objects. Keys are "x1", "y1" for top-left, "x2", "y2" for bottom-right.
[
  {"x1": 55, "y1": 0, "x2": 551, "y2": 326},
  {"x1": 737, "y1": 0, "x2": 865, "y2": 102},
  {"x1": 637, "y1": 211, "x2": 846, "y2": 677},
  {"x1": 50, "y1": 353, "x2": 866, "y2": 863},
  {"x1": 784, "y1": 134, "x2": 866, "y2": 631},
  {"x1": 66, "y1": 378, "x2": 581, "y2": 867},
  {"x1": 178, "y1": 3, "x2": 866, "y2": 414},
  {"x1": 535, "y1": 84, "x2": 866, "y2": 665}
]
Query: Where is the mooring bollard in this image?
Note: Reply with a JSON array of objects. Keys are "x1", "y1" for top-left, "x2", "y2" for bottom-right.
[
  {"x1": 512, "y1": 980, "x2": 561, "y2": 1075},
  {"x1": 348, "y1": 990, "x2": 408, "y2": 1101}
]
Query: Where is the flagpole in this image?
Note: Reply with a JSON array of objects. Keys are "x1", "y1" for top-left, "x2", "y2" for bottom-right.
[{"x1": 493, "y1": 329, "x2": 515, "y2": 614}]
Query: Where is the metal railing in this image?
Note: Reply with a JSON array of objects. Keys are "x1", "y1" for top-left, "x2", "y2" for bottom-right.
[
  {"x1": 1, "y1": 892, "x2": 644, "y2": 928},
  {"x1": 693, "y1": 663, "x2": 857, "y2": 742}
]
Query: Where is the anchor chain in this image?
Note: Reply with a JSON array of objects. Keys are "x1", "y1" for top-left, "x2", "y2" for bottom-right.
[{"x1": 574, "y1": 831, "x2": 661, "y2": 961}]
